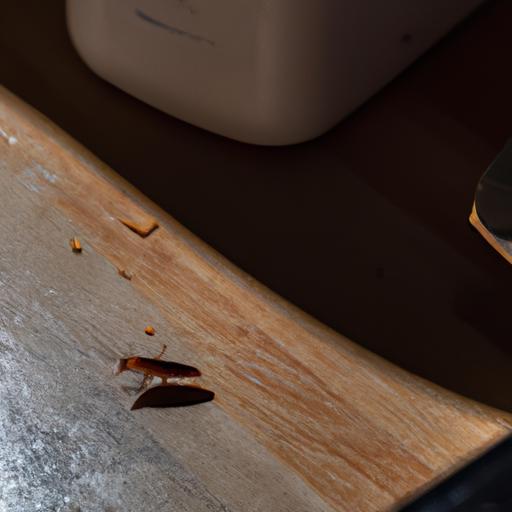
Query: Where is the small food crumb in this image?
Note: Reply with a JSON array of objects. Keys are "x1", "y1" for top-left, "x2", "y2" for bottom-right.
[
  {"x1": 144, "y1": 326, "x2": 155, "y2": 336},
  {"x1": 70, "y1": 237, "x2": 82, "y2": 253},
  {"x1": 118, "y1": 217, "x2": 159, "y2": 238},
  {"x1": 118, "y1": 268, "x2": 132, "y2": 280}
]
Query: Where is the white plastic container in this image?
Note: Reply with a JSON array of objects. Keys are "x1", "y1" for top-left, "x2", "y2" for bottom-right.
[{"x1": 67, "y1": 0, "x2": 482, "y2": 146}]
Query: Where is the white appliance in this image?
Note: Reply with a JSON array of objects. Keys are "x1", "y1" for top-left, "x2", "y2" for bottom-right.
[{"x1": 67, "y1": 0, "x2": 483, "y2": 146}]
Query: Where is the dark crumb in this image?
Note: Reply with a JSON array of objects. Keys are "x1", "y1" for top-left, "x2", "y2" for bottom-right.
[{"x1": 118, "y1": 268, "x2": 132, "y2": 280}]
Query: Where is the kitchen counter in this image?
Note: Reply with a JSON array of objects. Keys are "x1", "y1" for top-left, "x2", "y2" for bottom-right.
[{"x1": 1, "y1": 86, "x2": 510, "y2": 511}]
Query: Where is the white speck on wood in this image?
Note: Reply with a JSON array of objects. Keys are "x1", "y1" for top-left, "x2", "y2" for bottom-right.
[
  {"x1": 0, "y1": 126, "x2": 17, "y2": 145},
  {"x1": 243, "y1": 373, "x2": 263, "y2": 386},
  {"x1": 34, "y1": 163, "x2": 57, "y2": 183},
  {"x1": 19, "y1": 165, "x2": 58, "y2": 193}
]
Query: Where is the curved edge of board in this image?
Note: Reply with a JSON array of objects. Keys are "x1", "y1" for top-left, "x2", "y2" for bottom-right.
[{"x1": 1, "y1": 85, "x2": 511, "y2": 512}]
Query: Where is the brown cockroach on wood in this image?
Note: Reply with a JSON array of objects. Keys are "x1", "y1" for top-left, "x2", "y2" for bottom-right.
[
  {"x1": 113, "y1": 344, "x2": 201, "y2": 393},
  {"x1": 114, "y1": 345, "x2": 213, "y2": 410}
]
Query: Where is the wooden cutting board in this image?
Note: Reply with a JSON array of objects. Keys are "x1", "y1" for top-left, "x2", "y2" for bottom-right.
[{"x1": 0, "y1": 85, "x2": 510, "y2": 512}]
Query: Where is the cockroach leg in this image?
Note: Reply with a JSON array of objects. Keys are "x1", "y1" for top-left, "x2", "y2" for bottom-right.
[
  {"x1": 134, "y1": 345, "x2": 166, "y2": 391},
  {"x1": 157, "y1": 345, "x2": 169, "y2": 387},
  {"x1": 155, "y1": 344, "x2": 167, "y2": 360},
  {"x1": 136, "y1": 373, "x2": 154, "y2": 393},
  {"x1": 116, "y1": 343, "x2": 200, "y2": 398}
]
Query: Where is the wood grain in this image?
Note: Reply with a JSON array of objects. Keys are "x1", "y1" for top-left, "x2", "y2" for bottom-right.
[{"x1": 0, "y1": 85, "x2": 510, "y2": 511}]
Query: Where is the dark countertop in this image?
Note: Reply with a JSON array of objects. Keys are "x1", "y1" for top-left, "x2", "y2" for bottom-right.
[{"x1": 3, "y1": 0, "x2": 512, "y2": 410}]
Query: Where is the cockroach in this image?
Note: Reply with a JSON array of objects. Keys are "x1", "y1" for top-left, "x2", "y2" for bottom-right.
[
  {"x1": 114, "y1": 344, "x2": 201, "y2": 393},
  {"x1": 69, "y1": 237, "x2": 82, "y2": 253}
]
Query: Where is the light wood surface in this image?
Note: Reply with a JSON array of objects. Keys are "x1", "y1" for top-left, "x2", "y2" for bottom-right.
[{"x1": 0, "y1": 85, "x2": 511, "y2": 512}]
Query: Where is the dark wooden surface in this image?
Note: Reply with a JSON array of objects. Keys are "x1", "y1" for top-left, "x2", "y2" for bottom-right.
[{"x1": 2, "y1": 0, "x2": 512, "y2": 410}]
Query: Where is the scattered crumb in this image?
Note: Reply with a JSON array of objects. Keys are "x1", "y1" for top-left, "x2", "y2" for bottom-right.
[
  {"x1": 69, "y1": 237, "x2": 82, "y2": 253},
  {"x1": 117, "y1": 268, "x2": 133, "y2": 280},
  {"x1": 118, "y1": 217, "x2": 159, "y2": 238},
  {"x1": 144, "y1": 326, "x2": 155, "y2": 336}
]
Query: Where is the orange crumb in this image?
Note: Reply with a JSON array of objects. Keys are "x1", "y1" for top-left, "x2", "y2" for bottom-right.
[
  {"x1": 118, "y1": 218, "x2": 159, "y2": 238},
  {"x1": 144, "y1": 326, "x2": 155, "y2": 336},
  {"x1": 70, "y1": 237, "x2": 82, "y2": 253}
]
